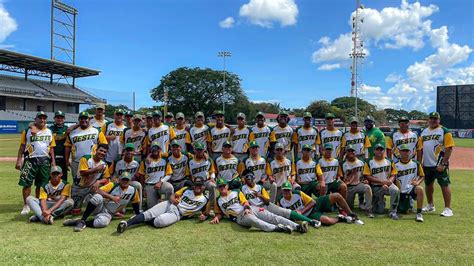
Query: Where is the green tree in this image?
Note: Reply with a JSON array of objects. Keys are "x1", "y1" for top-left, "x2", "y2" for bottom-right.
[
  {"x1": 306, "y1": 100, "x2": 332, "y2": 118},
  {"x1": 408, "y1": 110, "x2": 428, "y2": 120},
  {"x1": 150, "y1": 67, "x2": 244, "y2": 118}
]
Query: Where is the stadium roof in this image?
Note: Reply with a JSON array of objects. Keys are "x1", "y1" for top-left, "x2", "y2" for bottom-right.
[{"x1": 0, "y1": 49, "x2": 100, "y2": 78}]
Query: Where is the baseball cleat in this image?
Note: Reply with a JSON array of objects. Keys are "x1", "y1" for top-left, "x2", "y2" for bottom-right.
[
  {"x1": 20, "y1": 204, "x2": 30, "y2": 216},
  {"x1": 422, "y1": 205, "x2": 435, "y2": 213},
  {"x1": 353, "y1": 219, "x2": 364, "y2": 225},
  {"x1": 416, "y1": 213, "x2": 424, "y2": 222},
  {"x1": 276, "y1": 224, "x2": 293, "y2": 234},
  {"x1": 29, "y1": 215, "x2": 39, "y2": 223},
  {"x1": 389, "y1": 211, "x2": 399, "y2": 220},
  {"x1": 46, "y1": 216, "x2": 54, "y2": 225},
  {"x1": 440, "y1": 208, "x2": 453, "y2": 217},
  {"x1": 117, "y1": 221, "x2": 128, "y2": 234},
  {"x1": 310, "y1": 219, "x2": 321, "y2": 228},
  {"x1": 63, "y1": 218, "x2": 79, "y2": 226},
  {"x1": 337, "y1": 214, "x2": 353, "y2": 223},
  {"x1": 74, "y1": 220, "x2": 86, "y2": 232},
  {"x1": 298, "y1": 221, "x2": 309, "y2": 233}
]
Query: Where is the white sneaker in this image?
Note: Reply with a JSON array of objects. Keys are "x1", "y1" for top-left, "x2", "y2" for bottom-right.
[
  {"x1": 416, "y1": 213, "x2": 424, "y2": 222},
  {"x1": 20, "y1": 204, "x2": 30, "y2": 216},
  {"x1": 440, "y1": 208, "x2": 453, "y2": 217},
  {"x1": 353, "y1": 219, "x2": 365, "y2": 225},
  {"x1": 422, "y1": 204, "x2": 435, "y2": 213}
]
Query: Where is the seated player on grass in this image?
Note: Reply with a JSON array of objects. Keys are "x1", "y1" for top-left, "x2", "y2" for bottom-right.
[
  {"x1": 396, "y1": 144, "x2": 425, "y2": 222},
  {"x1": 26, "y1": 166, "x2": 74, "y2": 224},
  {"x1": 116, "y1": 177, "x2": 210, "y2": 233},
  {"x1": 278, "y1": 181, "x2": 363, "y2": 226},
  {"x1": 63, "y1": 172, "x2": 140, "y2": 232}
]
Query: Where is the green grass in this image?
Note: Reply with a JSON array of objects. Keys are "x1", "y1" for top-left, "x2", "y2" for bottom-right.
[
  {"x1": 454, "y1": 138, "x2": 474, "y2": 148},
  {"x1": 1, "y1": 161, "x2": 473, "y2": 264},
  {"x1": 0, "y1": 134, "x2": 20, "y2": 157}
]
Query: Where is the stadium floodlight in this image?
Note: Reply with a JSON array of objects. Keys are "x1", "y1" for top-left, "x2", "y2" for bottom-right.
[{"x1": 218, "y1": 51, "x2": 232, "y2": 114}]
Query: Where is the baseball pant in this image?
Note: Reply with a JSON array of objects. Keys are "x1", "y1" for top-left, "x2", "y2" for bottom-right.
[
  {"x1": 55, "y1": 157, "x2": 68, "y2": 183},
  {"x1": 260, "y1": 180, "x2": 277, "y2": 203},
  {"x1": 347, "y1": 183, "x2": 372, "y2": 210},
  {"x1": 26, "y1": 196, "x2": 74, "y2": 222},
  {"x1": 142, "y1": 200, "x2": 181, "y2": 228},
  {"x1": 71, "y1": 184, "x2": 92, "y2": 209},
  {"x1": 84, "y1": 194, "x2": 113, "y2": 228},
  {"x1": 130, "y1": 181, "x2": 143, "y2": 211},
  {"x1": 204, "y1": 180, "x2": 216, "y2": 210},
  {"x1": 70, "y1": 160, "x2": 79, "y2": 181},
  {"x1": 371, "y1": 184, "x2": 400, "y2": 214},
  {"x1": 236, "y1": 206, "x2": 299, "y2": 232},
  {"x1": 264, "y1": 202, "x2": 292, "y2": 218},
  {"x1": 144, "y1": 182, "x2": 174, "y2": 208}
]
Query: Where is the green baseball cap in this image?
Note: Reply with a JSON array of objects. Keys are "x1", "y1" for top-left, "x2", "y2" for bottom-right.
[
  {"x1": 152, "y1": 110, "x2": 162, "y2": 117},
  {"x1": 323, "y1": 143, "x2": 333, "y2": 150},
  {"x1": 145, "y1": 112, "x2": 153, "y2": 118},
  {"x1": 374, "y1": 143, "x2": 385, "y2": 150},
  {"x1": 429, "y1": 112, "x2": 440, "y2": 119},
  {"x1": 214, "y1": 110, "x2": 225, "y2": 116},
  {"x1": 95, "y1": 103, "x2": 106, "y2": 110},
  {"x1": 278, "y1": 110, "x2": 289, "y2": 116},
  {"x1": 399, "y1": 144, "x2": 411, "y2": 151},
  {"x1": 78, "y1": 111, "x2": 89, "y2": 119},
  {"x1": 364, "y1": 115, "x2": 375, "y2": 122},
  {"x1": 120, "y1": 171, "x2": 131, "y2": 180},
  {"x1": 249, "y1": 140, "x2": 259, "y2": 148},
  {"x1": 275, "y1": 142, "x2": 284, "y2": 150},
  {"x1": 125, "y1": 110, "x2": 132, "y2": 117},
  {"x1": 54, "y1": 110, "x2": 65, "y2": 118},
  {"x1": 222, "y1": 140, "x2": 232, "y2": 147},
  {"x1": 302, "y1": 144, "x2": 312, "y2": 151},
  {"x1": 114, "y1": 109, "x2": 124, "y2": 115},
  {"x1": 124, "y1": 143, "x2": 135, "y2": 150},
  {"x1": 256, "y1": 111, "x2": 265, "y2": 117},
  {"x1": 281, "y1": 181, "x2": 292, "y2": 190},
  {"x1": 175, "y1": 112, "x2": 185, "y2": 119},
  {"x1": 165, "y1": 112, "x2": 174, "y2": 118},
  {"x1": 50, "y1": 165, "x2": 62, "y2": 174},
  {"x1": 133, "y1": 114, "x2": 142, "y2": 120},
  {"x1": 170, "y1": 139, "x2": 180, "y2": 147},
  {"x1": 346, "y1": 144, "x2": 356, "y2": 151},
  {"x1": 303, "y1": 112, "x2": 312, "y2": 118},
  {"x1": 398, "y1": 116, "x2": 409, "y2": 123},
  {"x1": 194, "y1": 142, "x2": 206, "y2": 150},
  {"x1": 216, "y1": 178, "x2": 228, "y2": 186},
  {"x1": 150, "y1": 141, "x2": 161, "y2": 150},
  {"x1": 195, "y1": 111, "x2": 205, "y2": 118},
  {"x1": 237, "y1": 112, "x2": 246, "y2": 119},
  {"x1": 325, "y1": 113, "x2": 335, "y2": 119},
  {"x1": 36, "y1": 111, "x2": 47, "y2": 118},
  {"x1": 349, "y1": 116, "x2": 359, "y2": 123}
]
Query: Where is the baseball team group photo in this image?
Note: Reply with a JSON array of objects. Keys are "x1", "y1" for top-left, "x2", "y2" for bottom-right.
[{"x1": 0, "y1": 0, "x2": 473, "y2": 264}]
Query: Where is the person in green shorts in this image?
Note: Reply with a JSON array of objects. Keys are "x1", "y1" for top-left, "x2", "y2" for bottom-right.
[
  {"x1": 16, "y1": 111, "x2": 56, "y2": 216},
  {"x1": 363, "y1": 115, "x2": 386, "y2": 160},
  {"x1": 278, "y1": 181, "x2": 363, "y2": 226},
  {"x1": 49, "y1": 111, "x2": 69, "y2": 182}
]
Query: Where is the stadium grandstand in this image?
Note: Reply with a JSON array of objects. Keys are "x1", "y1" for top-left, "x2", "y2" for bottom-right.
[{"x1": 0, "y1": 49, "x2": 104, "y2": 132}]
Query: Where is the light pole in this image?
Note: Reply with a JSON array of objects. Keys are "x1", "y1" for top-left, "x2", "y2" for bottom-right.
[{"x1": 218, "y1": 51, "x2": 231, "y2": 113}]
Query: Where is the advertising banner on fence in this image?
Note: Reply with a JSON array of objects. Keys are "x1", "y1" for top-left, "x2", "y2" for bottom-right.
[{"x1": 0, "y1": 120, "x2": 18, "y2": 134}]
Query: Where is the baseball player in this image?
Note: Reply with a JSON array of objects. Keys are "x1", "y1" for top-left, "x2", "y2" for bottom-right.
[
  {"x1": 173, "y1": 112, "x2": 192, "y2": 153},
  {"x1": 26, "y1": 166, "x2": 74, "y2": 224},
  {"x1": 396, "y1": 144, "x2": 425, "y2": 222},
  {"x1": 340, "y1": 116, "x2": 371, "y2": 160},
  {"x1": 136, "y1": 142, "x2": 174, "y2": 208},
  {"x1": 65, "y1": 111, "x2": 108, "y2": 183},
  {"x1": 165, "y1": 140, "x2": 193, "y2": 191},
  {"x1": 189, "y1": 111, "x2": 210, "y2": 148},
  {"x1": 278, "y1": 181, "x2": 363, "y2": 226},
  {"x1": 240, "y1": 141, "x2": 277, "y2": 202},
  {"x1": 266, "y1": 143, "x2": 298, "y2": 199},
  {"x1": 341, "y1": 145, "x2": 373, "y2": 218},
  {"x1": 116, "y1": 177, "x2": 210, "y2": 233},
  {"x1": 102, "y1": 109, "x2": 127, "y2": 164},
  {"x1": 292, "y1": 112, "x2": 319, "y2": 160},
  {"x1": 164, "y1": 112, "x2": 174, "y2": 126},
  {"x1": 16, "y1": 111, "x2": 56, "y2": 216},
  {"x1": 49, "y1": 111, "x2": 69, "y2": 182},
  {"x1": 187, "y1": 141, "x2": 217, "y2": 214},
  {"x1": 64, "y1": 171, "x2": 140, "y2": 232},
  {"x1": 89, "y1": 103, "x2": 108, "y2": 131},
  {"x1": 363, "y1": 143, "x2": 400, "y2": 219},
  {"x1": 120, "y1": 114, "x2": 147, "y2": 162},
  {"x1": 363, "y1": 115, "x2": 386, "y2": 160},
  {"x1": 124, "y1": 110, "x2": 133, "y2": 128},
  {"x1": 207, "y1": 110, "x2": 232, "y2": 160},
  {"x1": 146, "y1": 110, "x2": 176, "y2": 156},
  {"x1": 145, "y1": 112, "x2": 153, "y2": 131},
  {"x1": 317, "y1": 143, "x2": 347, "y2": 199},
  {"x1": 386, "y1": 116, "x2": 422, "y2": 163},
  {"x1": 70, "y1": 144, "x2": 111, "y2": 214},
  {"x1": 269, "y1": 110, "x2": 294, "y2": 161},
  {"x1": 318, "y1": 113, "x2": 343, "y2": 159},
  {"x1": 241, "y1": 170, "x2": 320, "y2": 229},
  {"x1": 249, "y1": 111, "x2": 271, "y2": 157},
  {"x1": 231, "y1": 113, "x2": 251, "y2": 161},
  {"x1": 211, "y1": 178, "x2": 295, "y2": 234},
  {"x1": 419, "y1": 112, "x2": 455, "y2": 217},
  {"x1": 295, "y1": 144, "x2": 321, "y2": 197},
  {"x1": 215, "y1": 140, "x2": 243, "y2": 189}
]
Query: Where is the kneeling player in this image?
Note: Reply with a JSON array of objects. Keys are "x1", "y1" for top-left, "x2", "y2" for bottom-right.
[
  {"x1": 396, "y1": 144, "x2": 425, "y2": 222},
  {"x1": 278, "y1": 181, "x2": 363, "y2": 226},
  {"x1": 116, "y1": 177, "x2": 210, "y2": 233},
  {"x1": 63, "y1": 172, "x2": 140, "y2": 232},
  {"x1": 26, "y1": 166, "x2": 74, "y2": 224},
  {"x1": 211, "y1": 178, "x2": 297, "y2": 234}
]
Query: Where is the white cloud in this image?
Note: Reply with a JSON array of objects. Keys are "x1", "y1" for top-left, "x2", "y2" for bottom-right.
[
  {"x1": 239, "y1": 0, "x2": 298, "y2": 28},
  {"x1": 442, "y1": 64, "x2": 474, "y2": 85},
  {"x1": 318, "y1": 63, "x2": 341, "y2": 71},
  {"x1": 251, "y1": 99, "x2": 280, "y2": 104},
  {"x1": 312, "y1": 33, "x2": 353, "y2": 63},
  {"x1": 219, "y1": 17, "x2": 235, "y2": 28},
  {"x1": 360, "y1": 84, "x2": 382, "y2": 95},
  {"x1": 430, "y1": 26, "x2": 448, "y2": 48},
  {"x1": 0, "y1": 3, "x2": 17, "y2": 43},
  {"x1": 385, "y1": 73, "x2": 402, "y2": 83}
]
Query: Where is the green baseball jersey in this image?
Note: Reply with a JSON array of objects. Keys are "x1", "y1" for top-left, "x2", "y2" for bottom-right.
[
  {"x1": 364, "y1": 127, "x2": 386, "y2": 159},
  {"x1": 49, "y1": 123, "x2": 68, "y2": 158}
]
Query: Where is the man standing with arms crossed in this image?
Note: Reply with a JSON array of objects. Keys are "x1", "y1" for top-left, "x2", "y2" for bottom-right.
[
  {"x1": 419, "y1": 112, "x2": 455, "y2": 217},
  {"x1": 120, "y1": 114, "x2": 147, "y2": 162},
  {"x1": 387, "y1": 117, "x2": 422, "y2": 163},
  {"x1": 292, "y1": 112, "x2": 319, "y2": 160},
  {"x1": 249, "y1": 111, "x2": 271, "y2": 158},
  {"x1": 49, "y1": 111, "x2": 69, "y2": 182},
  {"x1": 269, "y1": 110, "x2": 294, "y2": 161},
  {"x1": 173, "y1": 112, "x2": 192, "y2": 153},
  {"x1": 207, "y1": 110, "x2": 231, "y2": 160},
  {"x1": 318, "y1": 113, "x2": 343, "y2": 159},
  {"x1": 189, "y1": 111, "x2": 209, "y2": 148},
  {"x1": 102, "y1": 109, "x2": 127, "y2": 165},
  {"x1": 340, "y1": 117, "x2": 371, "y2": 160},
  {"x1": 232, "y1": 112, "x2": 251, "y2": 161},
  {"x1": 16, "y1": 111, "x2": 56, "y2": 216},
  {"x1": 146, "y1": 110, "x2": 176, "y2": 156}
]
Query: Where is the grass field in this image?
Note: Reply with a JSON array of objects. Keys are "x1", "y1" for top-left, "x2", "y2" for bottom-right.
[
  {"x1": 454, "y1": 138, "x2": 474, "y2": 148},
  {"x1": 0, "y1": 160, "x2": 473, "y2": 264},
  {"x1": 0, "y1": 134, "x2": 20, "y2": 158}
]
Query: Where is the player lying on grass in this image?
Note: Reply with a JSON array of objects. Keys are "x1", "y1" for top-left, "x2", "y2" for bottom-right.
[
  {"x1": 278, "y1": 181, "x2": 363, "y2": 226},
  {"x1": 210, "y1": 178, "x2": 305, "y2": 234},
  {"x1": 63, "y1": 172, "x2": 140, "y2": 232},
  {"x1": 26, "y1": 166, "x2": 74, "y2": 224},
  {"x1": 396, "y1": 144, "x2": 425, "y2": 222},
  {"x1": 240, "y1": 169, "x2": 321, "y2": 228},
  {"x1": 116, "y1": 177, "x2": 210, "y2": 233}
]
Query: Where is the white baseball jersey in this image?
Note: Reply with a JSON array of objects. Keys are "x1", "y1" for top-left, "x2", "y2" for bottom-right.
[
  {"x1": 293, "y1": 126, "x2": 318, "y2": 155},
  {"x1": 317, "y1": 157, "x2": 340, "y2": 184},
  {"x1": 396, "y1": 160, "x2": 424, "y2": 193},
  {"x1": 77, "y1": 155, "x2": 110, "y2": 187},
  {"x1": 268, "y1": 158, "x2": 295, "y2": 187},
  {"x1": 188, "y1": 158, "x2": 215, "y2": 180},
  {"x1": 112, "y1": 159, "x2": 140, "y2": 179},
  {"x1": 176, "y1": 187, "x2": 209, "y2": 216},
  {"x1": 189, "y1": 124, "x2": 209, "y2": 145},
  {"x1": 166, "y1": 153, "x2": 190, "y2": 182},
  {"x1": 216, "y1": 190, "x2": 246, "y2": 217},
  {"x1": 341, "y1": 158, "x2": 365, "y2": 185},
  {"x1": 250, "y1": 125, "x2": 271, "y2": 157},
  {"x1": 20, "y1": 128, "x2": 55, "y2": 158},
  {"x1": 278, "y1": 190, "x2": 312, "y2": 212},
  {"x1": 341, "y1": 130, "x2": 370, "y2": 157},
  {"x1": 208, "y1": 126, "x2": 231, "y2": 153},
  {"x1": 102, "y1": 184, "x2": 137, "y2": 214},
  {"x1": 121, "y1": 128, "x2": 146, "y2": 155},
  {"x1": 232, "y1": 126, "x2": 250, "y2": 153},
  {"x1": 387, "y1": 130, "x2": 420, "y2": 163},
  {"x1": 215, "y1": 155, "x2": 240, "y2": 182},
  {"x1": 65, "y1": 126, "x2": 105, "y2": 162},
  {"x1": 363, "y1": 158, "x2": 397, "y2": 182},
  {"x1": 102, "y1": 122, "x2": 126, "y2": 162},
  {"x1": 242, "y1": 156, "x2": 267, "y2": 183},
  {"x1": 138, "y1": 158, "x2": 171, "y2": 185},
  {"x1": 173, "y1": 126, "x2": 191, "y2": 152},
  {"x1": 420, "y1": 126, "x2": 455, "y2": 167},
  {"x1": 90, "y1": 117, "x2": 107, "y2": 131},
  {"x1": 147, "y1": 124, "x2": 176, "y2": 154},
  {"x1": 319, "y1": 128, "x2": 343, "y2": 158},
  {"x1": 296, "y1": 158, "x2": 317, "y2": 183},
  {"x1": 270, "y1": 125, "x2": 293, "y2": 151},
  {"x1": 241, "y1": 184, "x2": 267, "y2": 207}
]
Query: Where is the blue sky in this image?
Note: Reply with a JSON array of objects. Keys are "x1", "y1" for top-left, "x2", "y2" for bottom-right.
[{"x1": 1, "y1": 0, "x2": 472, "y2": 111}]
